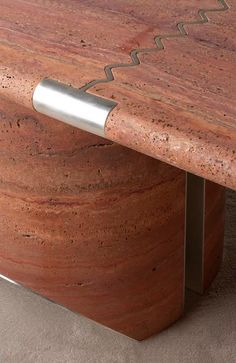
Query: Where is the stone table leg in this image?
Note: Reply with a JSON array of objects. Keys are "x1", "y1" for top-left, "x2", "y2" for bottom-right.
[{"x1": 0, "y1": 98, "x2": 186, "y2": 340}]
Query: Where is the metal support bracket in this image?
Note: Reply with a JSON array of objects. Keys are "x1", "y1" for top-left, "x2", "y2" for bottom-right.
[{"x1": 185, "y1": 173, "x2": 205, "y2": 293}]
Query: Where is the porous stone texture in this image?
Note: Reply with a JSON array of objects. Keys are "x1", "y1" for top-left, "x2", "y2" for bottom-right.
[
  {"x1": 0, "y1": 189, "x2": 235, "y2": 362},
  {"x1": 1, "y1": 0, "x2": 236, "y2": 189}
]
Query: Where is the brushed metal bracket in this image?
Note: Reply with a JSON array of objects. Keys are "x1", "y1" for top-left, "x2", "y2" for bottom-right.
[
  {"x1": 185, "y1": 173, "x2": 205, "y2": 293},
  {"x1": 33, "y1": 79, "x2": 117, "y2": 137},
  {"x1": 0, "y1": 273, "x2": 19, "y2": 286}
]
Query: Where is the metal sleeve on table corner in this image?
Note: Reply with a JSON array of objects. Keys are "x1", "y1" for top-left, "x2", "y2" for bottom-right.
[{"x1": 32, "y1": 79, "x2": 117, "y2": 137}]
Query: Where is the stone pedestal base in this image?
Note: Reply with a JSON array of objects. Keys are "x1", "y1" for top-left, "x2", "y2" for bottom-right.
[{"x1": 0, "y1": 99, "x2": 225, "y2": 340}]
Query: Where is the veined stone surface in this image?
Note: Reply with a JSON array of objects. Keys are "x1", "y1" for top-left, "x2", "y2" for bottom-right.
[{"x1": 0, "y1": 0, "x2": 235, "y2": 188}]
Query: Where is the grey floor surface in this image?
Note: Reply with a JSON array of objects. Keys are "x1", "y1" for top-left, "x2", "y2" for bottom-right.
[{"x1": 0, "y1": 190, "x2": 235, "y2": 363}]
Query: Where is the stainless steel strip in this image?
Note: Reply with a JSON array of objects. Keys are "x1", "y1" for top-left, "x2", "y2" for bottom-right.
[{"x1": 80, "y1": 0, "x2": 229, "y2": 92}]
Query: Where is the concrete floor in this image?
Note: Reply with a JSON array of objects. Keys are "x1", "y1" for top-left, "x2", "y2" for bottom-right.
[{"x1": 0, "y1": 190, "x2": 236, "y2": 363}]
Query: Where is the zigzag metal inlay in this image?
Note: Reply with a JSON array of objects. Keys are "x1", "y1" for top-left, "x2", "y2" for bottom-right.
[{"x1": 80, "y1": 0, "x2": 229, "y2": 93}]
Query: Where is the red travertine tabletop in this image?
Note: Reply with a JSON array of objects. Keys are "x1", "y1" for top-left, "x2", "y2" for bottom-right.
[
  {"x1": 0, "y1": 0, "x2": 232, "y2": 340},
  {"x1": 0, "y1": 0, "x2": 236, "y2": 189}
]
